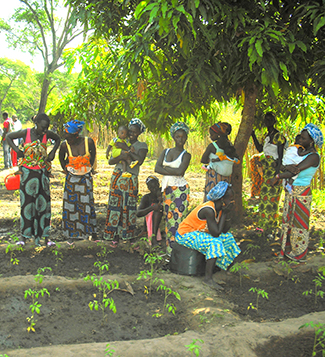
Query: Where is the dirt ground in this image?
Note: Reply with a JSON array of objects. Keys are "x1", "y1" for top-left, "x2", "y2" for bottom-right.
[{"x1": 0, "y1": 151, "x2": 325, "y2": 356}]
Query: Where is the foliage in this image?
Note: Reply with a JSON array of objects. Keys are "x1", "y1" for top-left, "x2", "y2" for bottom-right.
[
  {"x1": 3, "y1": 0, "x2": 86, "y2": 112},
  {"x1": 248, "y1": 287, "x2": 269, "y2": 311},
  {"x1": 5, "y1": 234, "x2": 24, "y2": 266},
  {"x1": 185, "y1": 338, "x2": 204, "y2": 357},
  {"x1": 303, "y1": 267, "x2": 325, "y2": 306},
  {"x1": 153, "y1": 278, "x2": 181, "y2": 317},
  {"x1": 230, "y1": 262, "x2": 249, "y2": 287},
  {"x1": 299, "y1": 321, "x2": 325, "y2": 357},
  {"x1": 84, "y1": 273, "x2": 118, "y2": 324}
]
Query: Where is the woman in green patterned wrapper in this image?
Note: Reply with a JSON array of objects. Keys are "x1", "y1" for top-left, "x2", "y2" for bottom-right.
[
  {"x1": 6, "y1": 114, "x2": 60, "y2": 246},
  {"x1": 155, "y1": 122, "x2": 191, "y2": 255},
  {"x1": 251, "y1": 112, "x2": 286, "y2": 231}
]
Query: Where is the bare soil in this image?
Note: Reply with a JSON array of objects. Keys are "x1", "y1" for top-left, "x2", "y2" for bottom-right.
[{"x1": 0, "y1": 152, "x2": 325, "y2": 356}]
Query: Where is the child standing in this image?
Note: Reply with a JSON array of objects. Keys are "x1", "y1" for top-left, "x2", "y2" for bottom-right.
[{"x1": 106, "y1": 125, "x2": 138, "y2": 177}]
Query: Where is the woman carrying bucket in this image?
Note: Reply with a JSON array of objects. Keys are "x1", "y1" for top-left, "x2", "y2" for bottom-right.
[{"x1": 6, "y1": 114, "x2": 60, "y2": 246}]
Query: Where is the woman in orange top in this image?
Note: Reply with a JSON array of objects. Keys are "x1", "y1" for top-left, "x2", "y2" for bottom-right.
[
  {"x1": 59, "y1": 120, "x2": 97, "y2": 243},
  {"x1": 176, "y1": 181, "x2": 240, "y2": 290}
]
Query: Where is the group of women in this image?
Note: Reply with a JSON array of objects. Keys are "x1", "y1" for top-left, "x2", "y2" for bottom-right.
[
  {"x1": 250, "y1": 113, "x2": 323, "y2": 263},
  {"x1": 4, "y1": 112, "x2": 323, "y2": 287}
]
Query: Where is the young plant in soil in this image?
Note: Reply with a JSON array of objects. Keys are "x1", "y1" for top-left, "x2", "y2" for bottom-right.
[
  {"x1": 24, "y1": 287, "x2": 50, "y2": 332},
  {"x1": 278, "y1": 261, "x2": 300, "y2": 283},
  {"x1": 152, "y1": 278, "x2": 181, "y2": 318},
  {"x1": 247, "y1": 287, "x2": 269, "y2": 311},
  {"x1": 105, "y1": 343, "x2": 116, "y2": 356},
  {"x1": 84, "y1": 274, "x2": 118, "y2": 324},
  {"x1": 230, "y1": 262, "x2": 249, "y2": 287},
  {"x1": 51, "y1": 243, "x2": 63, "y2": 267},
  {"x1": 5, "y1": 234, "x2": 24, "y2": 266},
  {"x1": 94, "y1": 261, "x2": 110, "y2": 276},
  {"x1": 299, "y1": 321, "x2": 325, "y2": 356},
  {"x1": 185, "y1": 338, "x2": 204, "y2": 356},
  {"x1": 137, "y1": 249, "x2": 163, "y2": 295},
  {"x1": 303, "y1": 267, "x2": 325, "y2": 306},
  {"x1": 24, "y1": 266, "x2": 52, "y2": 332}
]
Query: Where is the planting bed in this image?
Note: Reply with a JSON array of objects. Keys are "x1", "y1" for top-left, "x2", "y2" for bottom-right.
[{"x1": 0, "y1": 159, "x2": 325, "y2": 356}]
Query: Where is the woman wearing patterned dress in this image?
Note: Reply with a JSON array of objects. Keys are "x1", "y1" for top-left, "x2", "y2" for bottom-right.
[
  {"x1": 104, "y1": 118, "x2": 148, "y2": 246},
  {"x1": 59, "y1": 120, "x2": 97, "y2": 242},
  {"x1": 176, "y1": 181, "x2": 241, "y2": 289},
  {"x1": 155, "y1": 122, "x2": 191, "y2": 255},
  {"x1": 6, "y1": 113, "x2": 60, "y2": 246},
  {"x1": 270, "y1": 124, "x2": 323, "y2": 262},
  {"x1": 251, "y1": 112, "x2": 286, "y2": 230}
]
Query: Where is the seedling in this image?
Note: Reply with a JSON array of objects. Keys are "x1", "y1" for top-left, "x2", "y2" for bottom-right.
[
  {"x1": 5, "y1": 234, "x2": 24, "y2": 266},
  {"x1": 303, "y1": 267, "x2": 325, "y2": 306},
  {"x1": 84, "y1": 274, "x2": 118, "y2": 324},
  {"x1": 137, "y1": 250, "x2": 163, "y2": 295},
  {"x1": 35, "y1": 267, "x2": 52, "y2": 286},
  {"x1": 51, "y1": 243, "x2": 63, "y2": 267},
  {"x1": 278, "y1": 260, "x2": 300, "y2": 283},
  {"x1": 152, "y1": 279, "x2": 181, "y2": 317},
  {"x1": 299, "y1": 321, "x2": 325, "y2": 357},
  {"x1": 24, "y1": 287, "x2": 50, "y2": 332},
  {"x1": 248, "y1": 287, "x2": 268, "y2": 311},
  {"x1": 185, "y1": 338, "x2": 204, "y2": 356},
  {"x1": 230, "y1": 262, "x2": 249, "y2": 287},
  {"x1": 243, "y1": 244, "x2": 260, "y2": 256},
  {"x1": 105, "y1": 343, "x2": 116, "y2": 356},
  {"x1": 94, "y1": 261, "x2": 110, "y2": 276}
]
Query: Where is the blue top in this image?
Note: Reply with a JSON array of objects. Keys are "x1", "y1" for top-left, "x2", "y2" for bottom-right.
[{"x1": 293, "y1": 153, "x2": 319, "y2": 186}]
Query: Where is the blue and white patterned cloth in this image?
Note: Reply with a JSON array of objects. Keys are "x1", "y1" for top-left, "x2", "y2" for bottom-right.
[
  {"x1": 64, "y1": 120, "x2": 85, "y2": 134},
  {"x1": 175, "y1": 231, "x2": 240, "y2": 270},
  {"x1": 129, "y1": 118, "x2": 146, "y2": 133},
  {"x1": 303, "y1": 123, "x2": 323, "y2": 149},
  {"x1": 170, "y1": 122, "x2": 190, "y2": 137},
  {"x1": 206, "y1": 181, "x2": 230, "y2": 201}
]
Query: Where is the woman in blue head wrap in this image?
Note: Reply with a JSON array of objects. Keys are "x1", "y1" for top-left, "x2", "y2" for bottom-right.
[
  {"x1": 6, "y1": 113, "x2": 61, "y2": 246},
  {"x1": 270, "y1": 123, "x2": 323, "y2": 262},
  {"x1": 104, "y1": 118, "x2": 148, "y2": 245},
  {"x1": 175, "y1": 181, "x2": 241, "y2": 289},
  {"x1": 59, "y1": 119, "x2": 98, "y2": 243},
  {"x1": 155, "y1": 122, "x2": 191, "y2": 255}
]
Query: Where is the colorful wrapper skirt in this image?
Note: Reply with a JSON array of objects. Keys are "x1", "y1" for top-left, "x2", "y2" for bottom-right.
[
  {"x1": 163, "y1": 184, "x2": 189, "y2": 253},
  {"x1": 62, "y1": 172, "x2": 97, "y2": 239},
  {"x1": 204, "y1": 169, "x2": 231, "y2": 202},
  {"x1": 280, "y1": 186, "x2": 312, "y2": 260},
  {"x1": 175, "y1": 231, "x2": 240, "y2": 270},
  {"x1": 104, "y1": 168, "x2": 138, "y2": 241},
  {"x1": 258, "y1": 156, "x2": 282, "y2": 229},
  {"x1": 250, "y1": 154, "x2": 263, "y2": 198},
  {"x1": 20, "y1": 166, "x2": 51, "y2": 239}
]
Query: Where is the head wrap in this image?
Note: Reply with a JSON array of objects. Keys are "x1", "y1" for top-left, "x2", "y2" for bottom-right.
[
  {"x1": 146, "y1": 175, "x2": 159, "y2": 185},
  {"x1": 170, "y1": 122, "x2": 190, "y2": 137},
  {"x1": 207, "y1": 181, "x2": 230, "y2": 201},
  {"x1": 303, "y1": 123, "x2": 323, "y2": 149},
  {"x1": 210, "y1": 122, "x2": 229, "y2": 136},
  {"x1": 64, "y1": 120, "x2": 85, "y2": 135},
  {"x1": 128, "y1": 118, "x2": 146, "y2": 133}
]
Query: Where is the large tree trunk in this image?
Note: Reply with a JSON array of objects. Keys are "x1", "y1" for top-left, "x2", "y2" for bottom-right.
[
  {"x1": 38, "y1": 76, "x2": 50, "y2": 114},
  {"x1": 232, "y1": 83, "x2": 258, "y2": 224}
]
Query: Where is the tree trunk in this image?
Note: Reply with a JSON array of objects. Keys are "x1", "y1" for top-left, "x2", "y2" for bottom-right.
[
  {"x1": 38, "y1": 76, "x2": 50, "y2": 114},
  {"x1": 232, "y1": 83, "x2": 258, "y2": 224}
]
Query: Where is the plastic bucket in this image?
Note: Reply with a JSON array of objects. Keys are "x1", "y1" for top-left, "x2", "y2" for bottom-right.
[{"x1": 4, "y1": 173, "x2": 20, "y2": 191}]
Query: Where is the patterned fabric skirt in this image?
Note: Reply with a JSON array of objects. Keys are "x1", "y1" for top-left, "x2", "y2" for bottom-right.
[
  {"x1": 163, "y1": 184, "x2": 189, "y2": 253},
  {"x1": 258, "y1": 156, "x2": 282, "y2": 229},
  {"x1": 204, "y1": 169, "x2": 231, "y2": 202},
  {"x1": 62, "y1": 172, "x2": 97, "y2": 239},
  {"x1": 175, "y1": 231, "x2": 241, "y2": 270},
  {"x1": 250, "y1": 154, "x2": 263, "y2": 198},
  {"x1": 280, "y1": 186, "x2": 312, "y2": 260},
  {"x1": 104, "y1": 168, "x2": 138, "y2": 241},
  {"x1": 20, "y1": 167, "x2": 51, "y2": 239}
]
